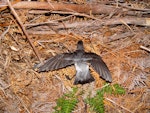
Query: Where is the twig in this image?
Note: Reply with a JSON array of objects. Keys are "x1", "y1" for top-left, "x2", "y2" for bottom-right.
[
  {"x1": 120, "y1": 19, "x2": 134, "y2": 33},
  {"x1": 28, "y1": 10, "x2": 51, "y2": 14},
  {"x1": 0, "y1": 25, "x2": 10, "y2": 40},
  {"x1": 104, "y1": 17, "x2": 150, "y2": 27},
  {"x1": 7, "y1": 0, "x2": 42, "y2": 63},
  {"x1": 0, "y1": 86, "x2": 7, "y2": 97},
  {"x1": 16, "y1": 94, "x2": 31, "y2": 113},
  {"x1": 24, "y1": 21, "x2": 58, "y2": 28},
  {"x1": 51, "y1": 11, "x2": 102, "y2": 21},
  {"x1": 140, "y1": 45, "x2": 150, "y2": 52},
  {"x1": 47, "y1": 0, "x2": 55, "y2": 9},
  {"x1": 54, "y1": 74, "x2": 65, "y2": 93},
  {"x1": 27, "y1": 30, "x2": 57, "y2": 35},
  {"x1": 108, "y1": 32, "x2": 135, "y2": 42},
  {"x1": 105, "y1": 97, "x2": 133, "y2": 113}
]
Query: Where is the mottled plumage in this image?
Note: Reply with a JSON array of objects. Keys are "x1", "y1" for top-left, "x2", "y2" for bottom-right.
[{"x1": 37, "y1": 40, "x2": 112, "y2": 84}]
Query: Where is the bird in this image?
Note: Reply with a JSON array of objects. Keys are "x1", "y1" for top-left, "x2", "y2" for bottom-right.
[{"x1": 37, "y1": 40, "x2": 112, "y2": 85}]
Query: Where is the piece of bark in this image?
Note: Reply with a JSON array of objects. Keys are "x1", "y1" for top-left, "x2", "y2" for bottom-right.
[
  {"x1": 12, "y1": 1, "x2": 123, "y2": 15},
  {"x1": 13, "y1": 1, "x2": 150, "y2": 17}
]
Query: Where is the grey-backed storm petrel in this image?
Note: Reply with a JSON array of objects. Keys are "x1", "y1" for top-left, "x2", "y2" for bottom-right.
[{"x1": 37, "y1": 40, "x2": 112, "y2": 85}]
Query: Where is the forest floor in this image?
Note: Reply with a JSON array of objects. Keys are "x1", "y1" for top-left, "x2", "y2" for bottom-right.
[{"x1": 0, "y1": 0, "x2": 150, "y2": 113}]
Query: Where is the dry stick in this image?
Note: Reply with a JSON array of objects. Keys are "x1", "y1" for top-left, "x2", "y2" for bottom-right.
[
  {"x1": 105, "y1": 97, "x2": 133, "y2": 113},
  {"x1": 0, "y1": 25, "x2": 10, "y2": 40},
  {"x1": 12, "y1": 1, "x2": 150, "y2": 16},
  {"x1": 12, "y1": 1, "x2": 120, "y2": 15},
  {"x1": 0, "y1": 86, "x2": 7, "y2": 97},
  {"x1": 104, "y1": 17, "x2": 150, "y2": 27},
  {"x1": 28, "y1": 10, "x2": 51, "y2": 14},
  {"x1": 120, "y1": 19, "x2": 134, "y2": 33},
  {"x1": 140, "y1": 46, "x2": 150, "y2": 52},
  {"x1": 24, "y1": 21, "x2": 58, "y2": 28},
  {"x1": 107, "y1": 32, "x2": 135, "y2": 42},
  {"x1": 27, "y1": 30, "x2": 57, "y2": 35},
  {"x1": 51, "y1": 11, "x2": 101, "y2": 21},
  {"x1": 7, "y1": 0, "x2": 42, "y2": 63}
]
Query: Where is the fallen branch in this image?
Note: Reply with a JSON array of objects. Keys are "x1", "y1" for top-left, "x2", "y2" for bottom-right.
[
  {"x1": 12, "y1": 1, "x2": 125, "y2": 15},
  {"x1": 13, "y1": 1, "x2": 150, "y2": 16},
  {"x1": 7, "y1": 0, "x2": 42, "y2": 63}
]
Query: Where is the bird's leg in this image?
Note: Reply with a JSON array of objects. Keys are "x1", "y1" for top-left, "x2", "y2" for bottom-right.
[{"x1": 65, "y1": 75, "x2": 75, "y2": 80}]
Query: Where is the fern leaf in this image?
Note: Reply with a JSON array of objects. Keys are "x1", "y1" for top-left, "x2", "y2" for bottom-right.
[
  {"x1": 112, "y1": 84, "x2": 125, "y2": 95},
  {"x1": 54, "y1": 87, "x2": 78, "y2": 113},
  {"x1": 86, "y1": 90, "x2": 104, "y2": 113}
]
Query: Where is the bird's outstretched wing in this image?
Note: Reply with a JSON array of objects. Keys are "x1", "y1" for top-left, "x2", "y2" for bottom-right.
[
  {"x1": 38, "y1": 53, "x2": 74, "y2": 72},
  {"x1": 83, "y1": 53, "x2": 112, "y2": 82}
]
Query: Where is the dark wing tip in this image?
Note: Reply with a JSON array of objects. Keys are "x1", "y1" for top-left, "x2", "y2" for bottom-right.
[
  {"x1": 102, "y1": 71, "x2": 112, "y2": 82},
  {"x1": 38, "y1": 65, "x2": 48, "y2": 72},
  {"x1": 33, "y1": 62, "x2": 47, "y2": 72},
  {"x1": 107, "y1": 77, "x2": 112, "y2": 82}
]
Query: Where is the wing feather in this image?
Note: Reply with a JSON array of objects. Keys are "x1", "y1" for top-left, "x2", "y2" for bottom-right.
[
  {"x1": 38, "y1": 53, "x2": 74, "y2": 72},
  {"x1": 83, "y1": 53, "x2": 112, "y2": 82}
]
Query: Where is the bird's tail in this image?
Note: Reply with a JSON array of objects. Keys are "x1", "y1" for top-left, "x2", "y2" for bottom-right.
[{"x1": 74, "y1": 72, "x2": 95, "y2": 85}]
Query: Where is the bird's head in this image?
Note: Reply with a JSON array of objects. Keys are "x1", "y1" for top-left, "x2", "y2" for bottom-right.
[{"x1": 77, "y1": 40, "x2": 84, "y2": 50}]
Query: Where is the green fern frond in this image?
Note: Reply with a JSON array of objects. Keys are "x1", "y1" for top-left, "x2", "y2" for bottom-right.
[
  {"x1": 112, "y1": 84, "x2": 126, "y2": 95},
  {"x1": 86, "y1": 90, "x2": 104, "y2": 113},
  {"x1": 86, "y1": 83, "x2": 125, "y2": 113},
  {"x1": 54, "y1": 84, "x2": 125, "y2": 113},
  {"x1": 101, "y1": 83, "x2": 125, "y2": 95},
  {"x1": 101, "y1": 84, "x2": 113, "y2": 94},
  {"x1": 54, "y1": 87, "x2": 78, "y2": 113}
]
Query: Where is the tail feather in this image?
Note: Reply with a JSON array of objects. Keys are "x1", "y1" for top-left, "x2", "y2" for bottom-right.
[{"x1": 74, "y1": 73, "x2": 95, "y2": 85}]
